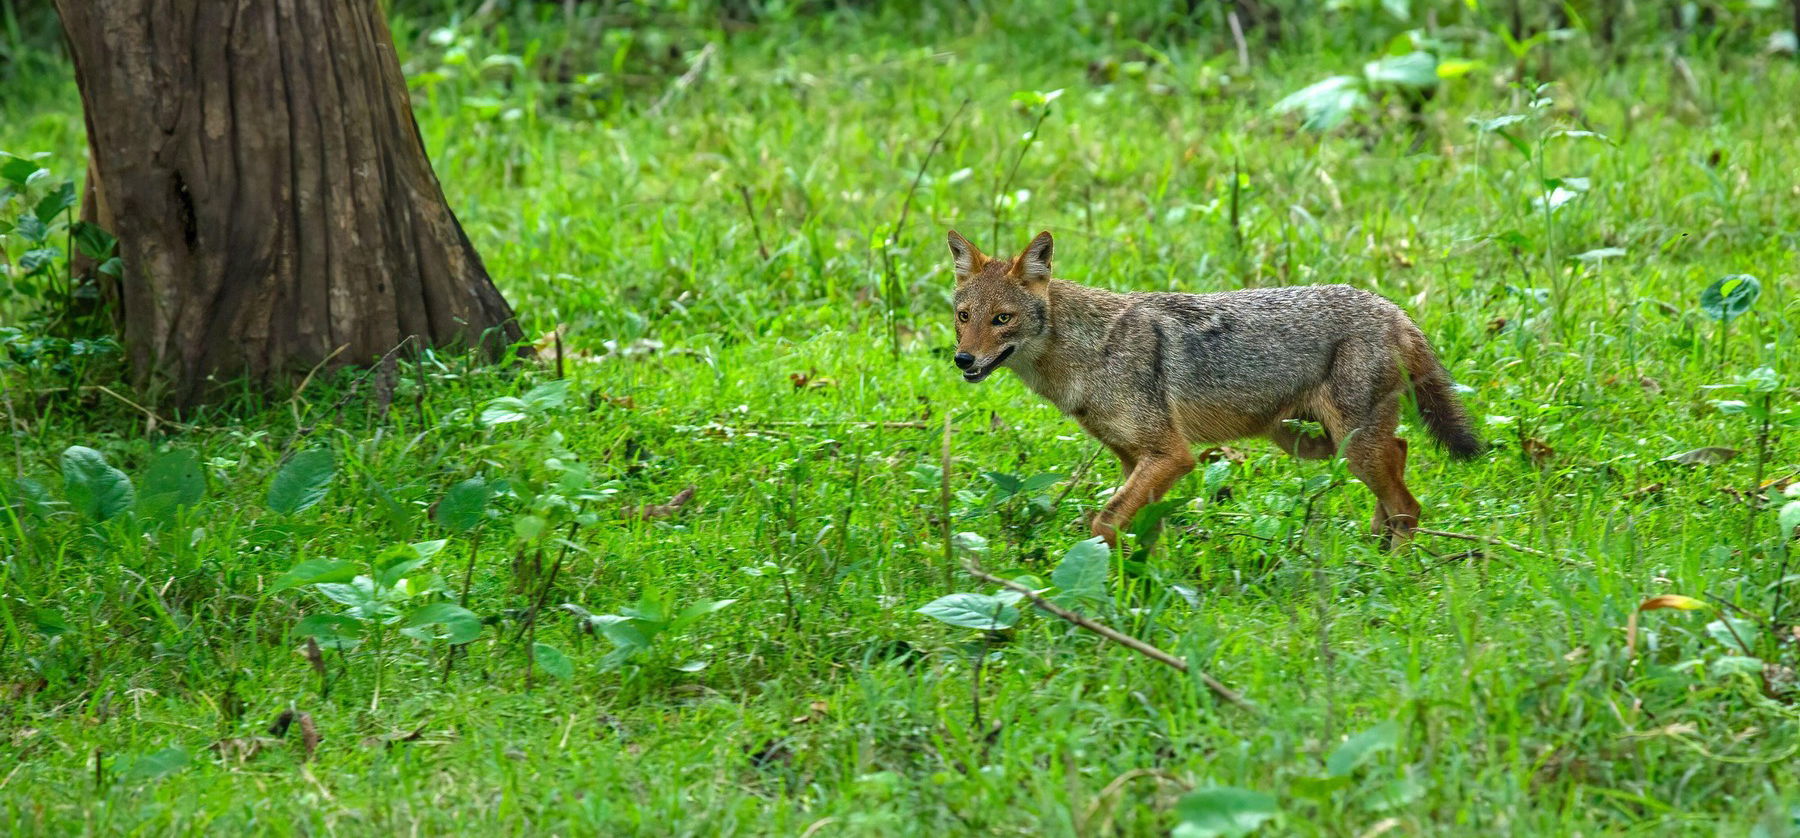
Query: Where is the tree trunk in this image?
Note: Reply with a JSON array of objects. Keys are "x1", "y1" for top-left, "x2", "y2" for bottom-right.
[{"x1": 54, "y1": 0, "x2": 521, "y2": 405}]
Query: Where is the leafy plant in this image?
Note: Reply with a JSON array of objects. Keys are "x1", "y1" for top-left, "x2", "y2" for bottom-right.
[
  {"x1": 563, "y1": 589, "x2": 736, "y2": 672},
  {"x1": 281, "y1": 539, "x2": 477, "y2": 704},
  {"x1": 267, "y1": 448, "x2": 336, "y2": 516},
  {"x1": 1174, "y1": 787, "x2": 1280, "y2": 838},
  {"x1": 1699, "y1": 274, "x2": 1762, "y2": 366},
  {"x1": 60, "y1": 445, "x2": 133, "y2": 523},
  {"x1": 918, "y1": 536, "x2": 1118, "y2": 631},
  {"x1": 1272, "y1": 32, "x2": 1474, "y2": 132}
]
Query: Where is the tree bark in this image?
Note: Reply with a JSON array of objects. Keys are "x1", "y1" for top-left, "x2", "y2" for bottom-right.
[{"x1": 54, "y1": 0, "x2": 521, "y2": 405}]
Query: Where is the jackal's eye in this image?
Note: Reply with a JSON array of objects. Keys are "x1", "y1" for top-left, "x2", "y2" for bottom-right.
[
  {"x1": 992, "y1": 313, "x2": 1013, "y2": 326},
  {"x1": 957, "y1": 310, "x2": 970, "y2": 323}
]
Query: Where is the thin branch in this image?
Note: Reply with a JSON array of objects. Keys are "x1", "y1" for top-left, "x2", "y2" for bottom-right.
[
  {"x1": 1051, "y1": 444, "x2": 1106, "y2": 511},
  {"x1": 280, "y1": 335, "x2": 419, "y2": 457},
  {"x1": 1414, "y1": 527, "x2": 1580, "y2": 565},
  {"x1": 736, "y1": 185, "x2": 770, "y2": 261},
  {"x1": 961, "y1": 562, "x2": 1255, "y2": 712}
]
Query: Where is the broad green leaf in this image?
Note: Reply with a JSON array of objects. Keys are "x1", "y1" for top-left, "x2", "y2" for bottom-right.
[
  {"x1": 1364, "y1": 776, "x2": 1428, "y2": 812},
  {"x1": 982, "y1": 471, "x2": 1023, "y2": 495},
  {"x1": 1271, "y1": 75, "x2": 1366, "y2": 132},
  {"x1": 1051, "y1": 537, "x2": 1110, "y2": 606},
  {"x1": 591, "y1": 614, "x2": 653, "y2": 651},
  {"x1": 61, "y1": 445, "x2": 135, "y2": 522},
  {"x1": 272, "y1": 558, "x2": 360, "y2": 591},
  {"x1": 296, "y1": 613, "x2": 364, "y2": 650},
  {"x1": 1326, "y1": 720, "x2": 1400, "y2": 777},
  {"x1": 1712, "y1": 655, "x2": 1766, "y2": 677},
  {"x1": 916, "y1": 593, "x2": 1019, "y2": 630},
  {"x1": 533, "y1": 642, "x2": 574, "y2": 680},
  {"x1": 1779, "y1": 501, "x2": 1800, "y2": 540},
  {"x1": 1363, "y1": 51, "x2": 1437, "y2": 89},
  {"x1": 119, "y1": 747, "x2": 190, "y2": 783},
  {"x1": 267, "y1": 448, "x2": 334, "y2": 515},
  {"x1": 0, "y1": 155, "x2": 41, "y2": 186},
  {"x1": 1173, "y1": 787, "x2": 1279, "y2": 838},
  {"x1": 480, "y1": 397, "x2": 531, "y2": 426},
  {"x1": 668, "y1": 598, "x2": 737, "y2": 634},
  {"x1": 401, "y1": 602, "x2": 482, "y2": 644},
  {"x1": 435, "y1": 477, "x2": 491, "y2": 532},
  {"x1": 1705, "y1": 616, "x2": 1759, "y2": 652},
  {"x1": 12, "y1": 213, "x2": 47, "y2": 243},
  {"x1": 70, "y1": 221, "x2": 117, "y2": 260},
  {"x1": 521, "y1": 379, "x2": 570, "y2": 411},
  {"x1": 314, "y1": 578, "x2": 392, "y2": 620},
  {"x1": 138, "y1": 448, "x2": 204, "y2": 522},
  {"x1": 1018, "y1": 472, "x2": 1068, "y2": 495},
  {"x1": 33, "y1": 181, "x2": 76, "y2": 222},
  {"x1": 1700, "y1": 275, "x2": 1761, "y2": 322}
]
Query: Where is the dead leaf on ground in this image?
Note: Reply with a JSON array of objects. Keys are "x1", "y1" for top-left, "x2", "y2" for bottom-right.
[
  {"x1": 1487, "y1": 317, "x2": 1509, "y2": 335},
  {"x1": 1639, "y1": 376, "x2": 1663, "y2": 394},
  {"x1": 300, "y1": 639, "x2": 325, "y2": 679},
  {"x1": 1640, "y1": 595, "x2": 1708, "y2": 612},
  {"x1": 1663, "y1": 446, "x2": 1738, "y2": 466},
  {"x1": 1627, "y1": 594, "x2": 1709, "y2": 658},
  {"x1": 634, "y1": 486, "x2": 696, "y2": 520},
  {"x1": 1523, "y1": 437, "x2": 1555, "y2": 468},
  {"x1": 989, "y1": 412, "x2": 1008, "y2": 431},
  {"x1": 298, "y1": 713, "x2": 320, "y2": 762},
  {"x1": 1627, "y1": 483, "x2": 1665, "y2": 498},
  {"x1": 268, "y1": 709, "x2": 296, "y2": 738}
]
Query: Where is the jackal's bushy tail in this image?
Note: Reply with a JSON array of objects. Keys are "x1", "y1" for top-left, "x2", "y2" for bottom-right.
[{"x1": 1402, "y1": 327, "x2": 1482, "y2": 460}]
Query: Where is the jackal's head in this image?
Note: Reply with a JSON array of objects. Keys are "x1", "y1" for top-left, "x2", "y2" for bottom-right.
[{"x1": 947, "y1": 230, "x2": 1053, "y2": 383}]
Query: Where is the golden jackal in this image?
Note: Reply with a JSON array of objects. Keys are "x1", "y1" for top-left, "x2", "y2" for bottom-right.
[{"x1": 948, "y1": 230, "x2": 1481, "y2": 548}]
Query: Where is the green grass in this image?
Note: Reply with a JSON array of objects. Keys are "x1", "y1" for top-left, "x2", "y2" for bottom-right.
[{"x1": 4, "y1": 3, "x2": 1800, "y2": 834}]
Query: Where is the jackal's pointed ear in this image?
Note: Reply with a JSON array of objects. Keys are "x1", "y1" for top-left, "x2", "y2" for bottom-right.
[
  {"x1": 947, "y1": 229, "x2": 988, "y2": 284},
  {"x1": 1010, "y1": 230, "x2": 1053, "y2": 288}
]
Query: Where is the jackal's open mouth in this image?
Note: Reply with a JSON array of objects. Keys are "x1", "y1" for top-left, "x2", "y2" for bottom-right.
[{"x1": 962, "y1": 346, "x2": 1015, "y2": 383}]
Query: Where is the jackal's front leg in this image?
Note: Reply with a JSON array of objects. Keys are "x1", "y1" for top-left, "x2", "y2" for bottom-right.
[{"x1": 1090, "y1": 448, "x2": 1194, "y2": 547}]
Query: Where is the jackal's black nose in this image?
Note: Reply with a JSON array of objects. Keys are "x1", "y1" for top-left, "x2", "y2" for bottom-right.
[{"x1": 953, "y1": 352, "x2": 976, "y2": 371}]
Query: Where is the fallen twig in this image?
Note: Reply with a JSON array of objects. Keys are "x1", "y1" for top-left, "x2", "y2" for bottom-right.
[
  {"x1": 1415, "y1": 528, "x2": 1568, "y2": 562},
  {"x1": 961, "y1": 563, "x2": 1255, "y2": 712}
]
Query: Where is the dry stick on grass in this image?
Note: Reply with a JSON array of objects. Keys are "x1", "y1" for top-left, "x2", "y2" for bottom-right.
[
  {"x1": 960, "y1": 563, "x2": 1256, "y2": 712},
  {"x1": 1414, "y1": 527, "x2": 1565, "y2": 561}
]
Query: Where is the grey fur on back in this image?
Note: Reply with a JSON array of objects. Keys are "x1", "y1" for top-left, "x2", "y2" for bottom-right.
[{"x1": 1009, "y1": 283, "x2": 1418, "y2": 445}]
